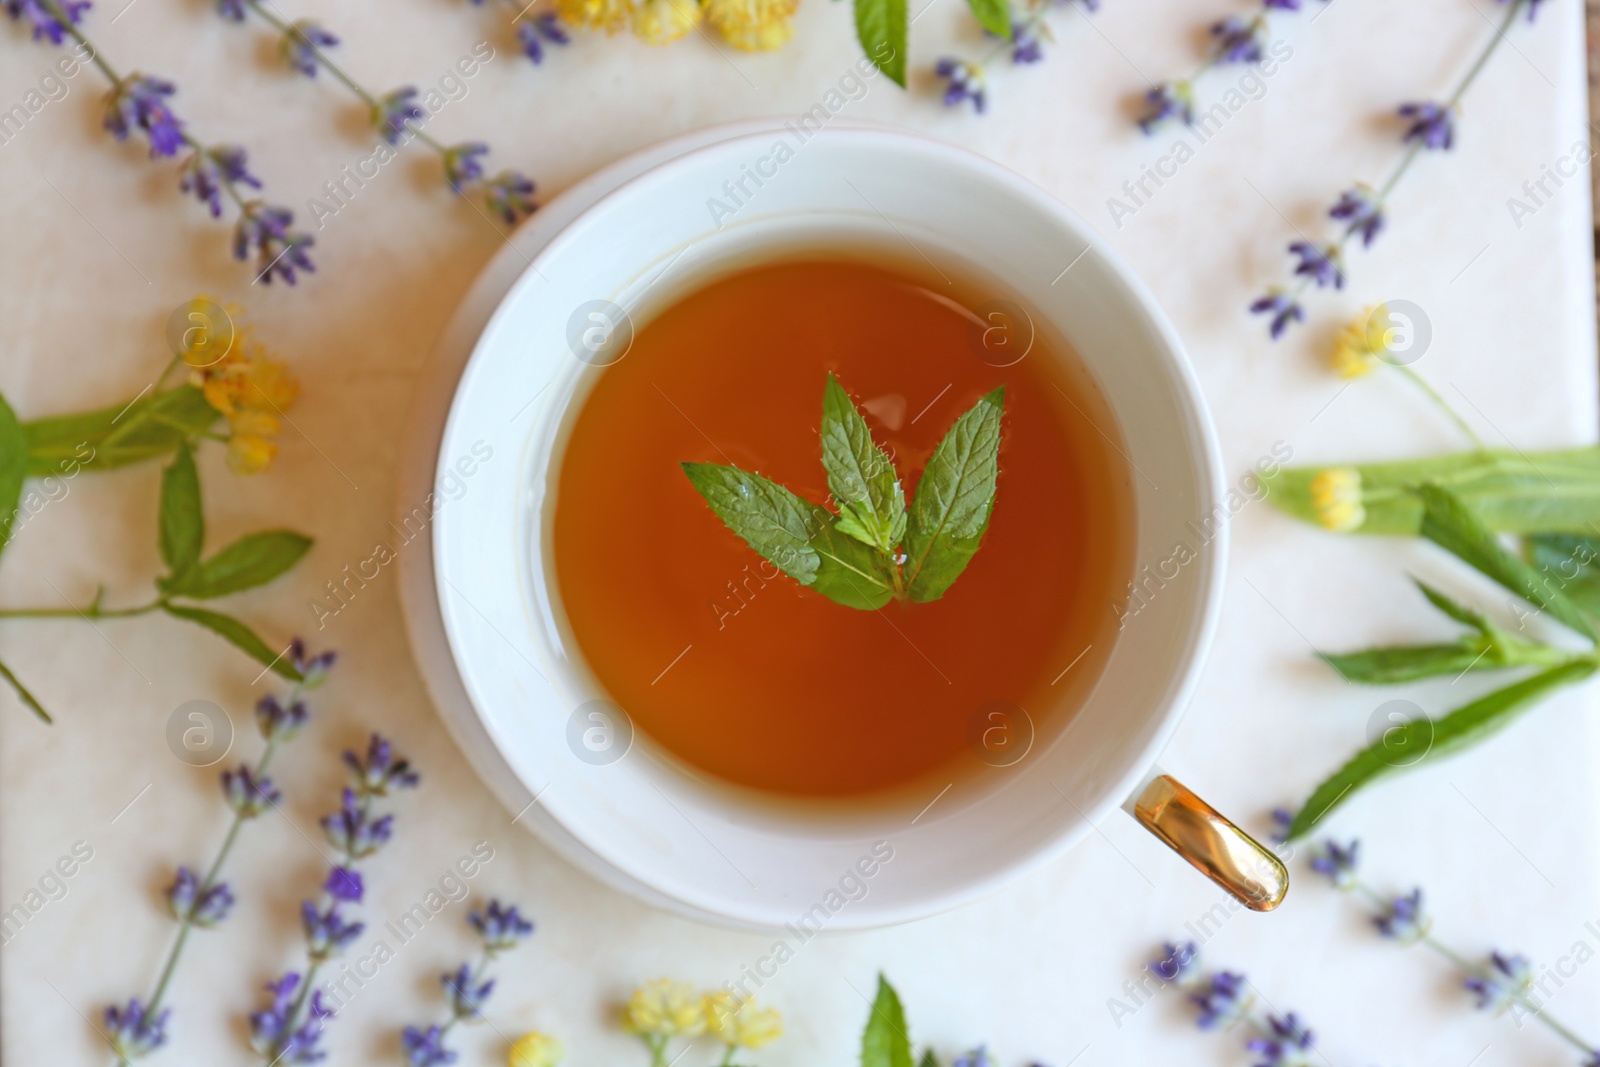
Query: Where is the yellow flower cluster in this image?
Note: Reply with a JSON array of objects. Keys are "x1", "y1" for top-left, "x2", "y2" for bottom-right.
[
  {"x1": 1330, "y1": 303, "x2": 1390, "y2": 380},
  {"x1": 1309, "y1": 467, "x2": 1365, "y2": 532},
  {"x1": 621, "y1": 980, "x2": 783, "y2": 1050},
  {"x1": 183, "y1": 300, "x2": 297, "y2": 475},
  {"x1": 555, "y1": 0, "x2": 796, "y2": 50},
  {"x1": 508, "y1": 1031, "x2": 564, "y2": 1067}
]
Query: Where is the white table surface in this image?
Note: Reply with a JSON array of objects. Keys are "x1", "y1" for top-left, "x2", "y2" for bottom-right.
[{"x1": 3, "y1": 0, "x2": 1597, "y2": 1063}]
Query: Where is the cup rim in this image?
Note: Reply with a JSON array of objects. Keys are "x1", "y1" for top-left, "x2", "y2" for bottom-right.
[{"x1": 421, "y1": 122, "x2": 1229, "y2": 929}]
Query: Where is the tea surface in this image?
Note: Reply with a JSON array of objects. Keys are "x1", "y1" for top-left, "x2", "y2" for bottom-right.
[{"x1": 553, "y1": 255, "x2": 1131, "y2": 797}]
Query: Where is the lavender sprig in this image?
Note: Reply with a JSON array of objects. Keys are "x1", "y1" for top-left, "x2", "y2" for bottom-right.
[
  {"x1": 1305, "y1": 836, "x2": 1600, "y2": 1063},
  {"x1": 105, "y1": 642, "x2": 335, "y2": 1066},
  {"x1": 1249, "y1": 0, "x2": 1539, "y2": 338},
  {"x1": 399, "y1": 900, "x2": 535, "y2": 1066},
  {"x1": 216, "y1": 0, "x2": 539, "y2": 227},
  {"x1": 931, "y1": 0, "x2": 1097, "y2": 114},
  {"x1": 1137, "y1": 0, "x2": 1321, "y2": 135},
  {"x1": 4, "y1": 0, "x2": 312, "y2": 282},
  {"x1": 250, "y1": 731, "x2": 421, "y2": 1065},
  {"x1": 1144, "y1": 942, "x2": 1322, "y2": 1065},
  {"x1": 460, "y1": 0, "x2": 569, "y2": 66}
]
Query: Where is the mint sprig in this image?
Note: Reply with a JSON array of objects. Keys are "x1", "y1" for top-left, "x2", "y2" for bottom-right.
[{"x1": 682, "y1": 374, "x2": 1004, "y2": 610}]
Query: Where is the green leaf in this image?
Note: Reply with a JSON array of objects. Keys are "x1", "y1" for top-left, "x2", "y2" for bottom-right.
[
  {"x1": 1286, "y1": 660, "x2": 1596, "y2": 840},
  {"x1": 162, "y1": 604, "x2": 303, "y2": 681},
  {"x1": 918, "y1": 1052, "x2": 939, "y2": 1067},
  {"x1": 1527, "y1": 535, "x2": 1600, "y2": 618},
  {"x1": 903, "y1": 387, "x2": 1004, "y2": 603},
  {"x1": 23, "y1": 385, "x2": 219, "y2": 476},
  {"x1": 963, "y1": 0, "x2": 1011, "y2": 37},
  {"x1": 854, "y1": 0, "x2": 907, "y2": 87},
  {"x1": 1416, "y1": 484, "x2": 1598, "y2": 642},
  {"x1": 163, "y1": 531, "x2": 313, "y2": 599},
  {"x1": 861, "y1": 975, "x2": 913, "y2": 1067},
  {"x1": 1263, "y1": 447, "x2": 1600, "y2": 535},
  {"x1": 682, "y1": 462, "x2": 822, "y2": 584},
  {"x1": 1319, "y1": 643, "x2": 1497, "y2": 685},
  {"x1": 0, "y1": 658, "x2": 51, "y2": 723},
  {"x1": 159, "y1": 445, "x2": 204, "y2": 579},
  {"x1": 810, "y1": 509, "x2": 897, "y2": 609},
  {"x1": 0, "y1": 395, "x2": 27, "y2": 556},
  {"x1": 821, "y1": 374, "x2": 906, "y2": 555},
  {"x1": 1413, "y1": 578, "x2": 1491, "y2": 632}
]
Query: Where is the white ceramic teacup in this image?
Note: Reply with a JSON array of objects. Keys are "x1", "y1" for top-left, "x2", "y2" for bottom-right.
[{"x1": 402, "y1": 124, "x2": 1286, "y2": 931}]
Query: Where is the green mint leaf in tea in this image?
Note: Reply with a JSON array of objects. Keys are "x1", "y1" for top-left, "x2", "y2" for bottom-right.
[
  {"x1": 808, "y1": 509, "x2": 897, "y2": 610},
  {"x1": 820, "y1": 373, "x2": 906, "y2": 556},
  {"x1": 903, "y1": 386, "x2": 1004, "y2": 603},
  {"x1": 680, "y1": 462, "x2": 822, "y2": 585}
]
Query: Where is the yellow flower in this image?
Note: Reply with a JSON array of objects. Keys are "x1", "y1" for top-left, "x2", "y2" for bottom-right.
[
  {"x1": 508, "y1": 1031, "x2": 564, "y2": 1067},
  {"x1": 632, "y1": 0, "x2": 701, "y2": 42},
  {"x1": 187, "y1": 304, "x2": 297, "y2": 475},
  {"x1": 622, "y1": 979, "x2": 706, "y2": 1038},
  {"x1": 704, "y1": 0, "x2": 795, "y2": 50},
  {"x1": 704, "y1": 991, "x2": 783, "y2": 1049},
  {"x1": 1330, "y1": 303, "x2": 1391, "y2": 380},
  {"x1": 1309, "y1": 467, "x2": 1365, "y2": 532},
  {"x1": 557, "y1": 0, "x2": 635, "y2": 32}
]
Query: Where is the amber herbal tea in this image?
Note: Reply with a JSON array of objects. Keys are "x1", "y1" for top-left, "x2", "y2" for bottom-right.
[{"x1": 552, "y1": 253, "x2": 1132, "y2": 798}]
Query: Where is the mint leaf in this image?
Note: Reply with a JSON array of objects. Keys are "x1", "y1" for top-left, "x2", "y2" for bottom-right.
[
  {"x1": 854, "y1": 0, "x2": 907, "y2": 87},
  {"x1": 1286, "y1": 660, "x2": 1595, "y2": 840},
  {"x1": 0, "y1": 394, "x2": 27, "y2": 557},
  {"x1": 861, "y1": 975, "x2": 913, "y2": 1067},
  {"x1": 1413, "y1": 578, "x2": 1492, "y2": 632},
  {"x1": 1319, "y1": 644, "x2": 1495, "y2": 685},
  {"x1": 964, "y1": 0, "x2": 1011, "y2": 38},
  {"x1": 162, "y1": 604, "x2": 304, "y2": 681},
  {"x1": 918, "y1": 1052, "x2": 939, "y2": 1067},
  {"x1": 24, "y1": 385, "x2": 219, "y2": 475},
  {"x1": 159, "y1": 445, "x2": 204, "y2": 579},
  {"x1": 1527, "y1": 535, "x2": 1600, "y2": 618},
  {"x1": 682, "y1": 462, "x2": 822, "y2": 584},
  {"x1": 1417, "y1": 483, "x2": 1598, "y2": 642},
  {"x1": 811, "y1": 509, "x2": 896, "y2": 609},
  {"x1": 163, "y1": 531, "x2": 313, "y2": 599},
  {"x1": 821, "y1": 374, "x2": 906, "y2": 555},
  {"x1": 903, "y1": 387, "x2": 1004, "y2": 603}
]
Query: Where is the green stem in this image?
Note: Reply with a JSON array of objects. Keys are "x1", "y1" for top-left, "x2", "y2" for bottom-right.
[
  {"x1": 0, "y1": 598, "x2": 163, "y2": 620},
  {"x1": 0, "y1": 658, "x2": 51, "y2": 723},
  {"x1": 1393, "y1": 365, "x2": 1485, "y2": 448}
]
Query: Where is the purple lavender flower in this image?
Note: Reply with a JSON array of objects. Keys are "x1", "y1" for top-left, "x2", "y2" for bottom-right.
[
  {"x1": 482, "y1": 171, "x2": 538, "y2": 224},
  {"x1": 1464, "y1": 951, "x2": 1532, "y2": 1014},
  {"x1": 1308, "y1": 839, "x2": 1359, "y2": 889},
  {"x1": 166, "y1": 867, "x2": 236, "y2": 926},
  {"x1": 443, "y1": 142, "x2": 489, "y2": 192},
  {"x1": 104, "y1": 999, "x2": 170, "y2": 1060},
  {"x1": 1499, "y1": 0, "x2": 1546, "y2": 21},
  {"x1": 280, "y1": 992, "x2": 334, "y2": 1064},
  {"x1": 302, "y1": 900, "x2": 364, "y2": 961},
  {"x1": 1138, "y1": 81, "x2": 1192, "y2": 134},
  {"x1": 1288, "y1": 241, "x2": 1343, "y2": 289},
  {"x1": 103, "y1": 75, "x2": 186, "y2": 158},
  {"x1": 250, "y1": 976, "x2": 332, "y2": 1063},
  {"x1": 215, "y1": 0, "x2": 244, "y2": 20},
  {"x1": 952, "y1": 1047, "x2": 992, "y2": 1067},
  {"x1": 1398, "y1": 101, "x2": 1456, "y2": 150},
  {"x1": 442, "y1": 963, "x2": 495, "y2": 1020},
  {"x1": 469, "y1": 899, "x2": 534, "y2": 952},
  {"x1": 1250, "y1": 289, "x2": 1304, "y2": 339},
  {"x1": 287, "y1": 639, "x2": 336, "y2": 687},
  {"x1": 256, "y1": 692, "x2": 310, "y2": 741},
  {"x1": 934, "y1": 58, "x2": 987, "y2": 114},
  {"x1": 1191, "y1": 971, "x2": 1252, "y2": 1029},
  {"x1": 4, "y1": 0, "x2": 89, "y2": 43},
  {"x1": 372, "y1": 87, "x2": 426, "y2": 145},
  {"x1": 1329, "y1": 185, "x2": 1384, "y2": 247},
  {"x1": 1267, "y1": 807, "x2": 1293, "y2": 844},
  {"x1": 345, "y1": 733, "x2": 421, "y2": 796},
  {"x1": 1150, "y1": 940, "x2": 1200, "y2": 984},
  {"x1": 1373, "y1": 888, "x2": 1428, "y2": 942},
  {"x1": 1008, "y1": 22, "x2": 1043, "y2": 63},
  {"x1": 1245, "y1": 1013, "x2": 1314, "y2": 1067},
  {"x1": 321, "y1": 788, "x2": 394, "y2": 857},
  {"x1": 178, "y1": 145, "x2": 260, "y2": 218},
  {"x1": 325, "y1": 865, "x2": 364, "y2": 903},
  {"x1": 1210, "y1": 14, "x2": 1264, "y2": 64},
  {"x1": 222, "y1": 764, "x2": 282, "y2": 817},
  {"x1": 234, "y1": 201, "x2": 315, "y2": 285},
  {"x1": 515, "y1": 12, "x2": 568, "y2": 63},
  {"x1": 402, "y1": 1024, "x2": 459, "y2": 1067},
  {"x1": 281, "y1": 20, "x2": 338, "y2": 79}
]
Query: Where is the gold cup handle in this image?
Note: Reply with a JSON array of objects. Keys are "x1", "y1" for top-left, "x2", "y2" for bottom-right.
[{"x1": 1124, "y1": 771, "x2": 1288, "y2": 911}]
